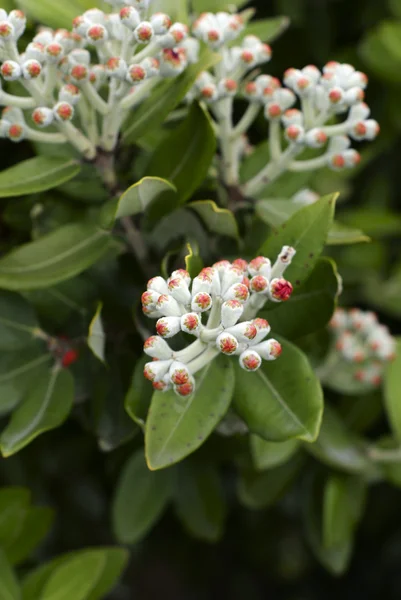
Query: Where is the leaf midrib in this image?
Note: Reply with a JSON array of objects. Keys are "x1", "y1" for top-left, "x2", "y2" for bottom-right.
[{"x1": 0, "y1": 159, "x2": 78, "y2": 193}]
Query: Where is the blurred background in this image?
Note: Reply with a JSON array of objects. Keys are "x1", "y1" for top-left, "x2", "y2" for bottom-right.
[{"x1": 1, "y1": 0, "x2": 401, "y2": 598}]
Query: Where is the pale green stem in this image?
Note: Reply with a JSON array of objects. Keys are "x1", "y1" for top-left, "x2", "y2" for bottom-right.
[
  {"x1": 26, "y1": 127, "x2": 67, "y2": 144},
  {"x1": 231, "y1": 103, "x2": 260, "y2": 139},
  {"x1": 132, "y1": 42, "x2": 158, "y2": 63},
  {"x1": 368, "y1": 447, "x2": 401, "y2": 463},
  {"x1": 301, "y1": 96, "x2": 315, "y2": 129},
  {"x1": 81, "y1": 81, "x2": 110, "y2": 115},
  {"x1": 175, "y1": 339, "x2": 208, "y2": 362},
  {"x1": 57, "y1": 121, "x2": 97, "y2": 159},
  {"x1": 187, "y1": 346, "x2": 220, "y2": 375},
  {"x1": 321, "y1": 122, "x2": 350, "y2": 136},
  {"x1": 242, "y1": 144, "x2": 302, "y2": 197},
  {"x1": 0, "y1": 91, "x2": 36, "y2": 109},
  {"x1": 269, "y1": 119, "x2": 282, "y2": 161},
  {"x1": 119, "y1": 77, "x2": 159, "y2": 110},
  {"x1": 288, "y1": 153, "x2": 329, "y2": 172},
  {"x1": 43, "y1": 62, "x2": 57, "y2": 101}
]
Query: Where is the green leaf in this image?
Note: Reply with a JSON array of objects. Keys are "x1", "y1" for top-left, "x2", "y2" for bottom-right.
[
  {"x1": 113, "y1": 177, "x2": 177, "y2": 221},
  {"x1": 0, "y1": 224, "x2": 111, "y2": 291},
  {"x1": 125, "y1": 357, "x2": 153, "y2": 430},
  {"x1": 258, "y1": 193, "x2": 337, "y2": 288},
  {"x1": 87, "y1": 303, "x2": 105, "y2": 363},
  {"x1": 322, "y1": 475, "x2": 366, "y2": 550},
  {"x1": 306, "y1": 404, "x2": 372, "y2": 474},
  {"x1": 123, "y1": 47, "x2": 220, "y2": 143},
  {"x1": 184, "y1": 241, "x2": 204, "y2": 279},
  {"x1": 233, "y1": 337, "x2": 323, "y2": 443},
  {"x1": 236, "y1": 16, "x2": 290, "y2": 44},
  {"x1": 112, "y1": 450, "x2": 171, "y2": 544},
  {"x1": 0, "y1": 367, "x2": 74, "y2": 457},
  {"x1": 327, "y1": 221, "x2": 370, "y2": 245},
  {"x1": 263, "y1": 258, "x2": 340, "y2": 340},
  {"x1": 22, "y1": 548, "x2": 127, "y2": 600},
  {"x1": 15, "y1": 0, "x2": 108, "y2": 28},
  {"x1": 250, "y1": 436, "x2": 300, "y2": 471},
  {"x1": 146, "y1": 356, "x2": 234, "y2": 470},
  {"x1": 192, "y1": 0, "x2": 249, "y2": 11},
  {"x1": 39, "y1": 551, "x2": 106, "y2": 600},
  {"x1": 384, "y1": 337, "x2": 401, "y2": 442},
  {"x1": 151, "y1": 0, "x2": 189, "y2": 22},
  {"x1": 6, "y1": 507, "x2": 54, "y2": 566},
  {"x1": 173, "y1": 463, "x2": 226, "y2": 543},
  {"x1": 0, "y1": 549, "x2": 20, "y2": 600},
  {"x1": 0, "y1": 291, "x2": 39, "y2": 351},
  {"x1": 237, "y1": 455, "x2": 304, "y2": 509},
  {"x1": 188, "y1": 200, "x2": 239, "y2": 240},
  {"x1": 0, "y1": 157, "x2": 80, "y2": 198},
  {"x1": 0, "y1": 487, "x2": 30, "y2": 547},
  {"x1": 146, "y1": 102, "x2": 217, "y2": 204},
  {"x1": 0, "y1": 349, "x2": 51, "y2": 416}
]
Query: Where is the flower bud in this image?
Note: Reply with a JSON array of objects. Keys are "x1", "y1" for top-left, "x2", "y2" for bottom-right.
[
  {"x1": 174, "y1": 378, "x2": 195, "y2": 398},
  {"x1": 170, "y1": 269, "x2": 191, "y2": 286},
  {"x1": 226, "y1": 322, "x2": 257, "y2": 343},
  {"x1": 181, "y1": 38, "x2": 200, "y2": 64},
  {"x1": 0, "y1": 20, "x2": 14, "y2": 40},
  {"x1": 26, "y1": 42, "x2": 46, "y2": 61},
  {"x1": 159, "y1": 48, "x2": 187, "y2": 77},
  {"x1": 191, "y1": 292, "x2": 212, "y2": 313},
  {"x1": 156, "y1": 294, "x2": 182, "y2": 317},
  {"x1": 304, "y1": 128, "x2": 327, "y2": 148},
  {"x1": 168, "y1": 277, "x2": 191, "y2": 305},
  {"x1": 46, "y1": 42, "x2": 64, "y2": 62},
  {"x1": 269, "y1": 278, "x2": 293, "y2": 302},
  {"x1": 144, "y1": 335, "x2": 173, "y2": 360},
  {"x1": 86, "y1": 23, "x2": 108, "y2": 44},
  {"x1": 282, "y1": 108, "x2": 303, "y2": 127},
  {"x1": 119, "y1": 6, "x2": 141, "y2": 29},
  {"x1": 252, "y1": 318, "x2": 271, "y2": 343},
  {"x1": 134, "y1": 21, "x2": 154, "y2": 44},
  {"x1": 169, "y1": 361, "x2": 191, "y2": 385},
  {"x1": 126, "y1": 63, "x2": 147, "y2": 85},
  {"x1": 144, "y1": 359, "x2": 172, "y2": 382},
  {"x1": 239, "y1": 349, "x2": 262, "y2": 372},
  {"x1": 22, "y1": 59, "x2": 42, "y2": 80},
  {"x1": 216, "y1": 332, "x2": 239, "y2": 355},
  {"x1": 141, "y1": 290, "x2": 160, "y2": 312},
  {"x1": 32, "y1": 107, "x2": 54, "y2": 128},
  {"x1": 328, "y1": 87, "x2": 344, "y2": 104},
  {"x1": 59, "y1": 83, "x2": 81, "y2": 105},
  {"x1": 181, "y1": 312, "x2": 202, "y2": 336},
  {"x1": 106, "y1": 56, "x2": 128, "y2": 80},
  {"x1": 169, "y1": 22, "x2": 188, "y2": 44},
  {"x1": 1, "y1": 60, "x2": 21, "y2": 81},
  {"x1": 8, "y1": 10, "x2": 26, "y2": 39},
  {"x1": 199, "y1": 84, "x2": 219, "y2": 103},
  {"x1": 53, "y1": 101, "x2": 74, "y2": 122},
  {"x1": 141, "y1": 56, "x2": 160, "y2": 77},
  {"x1": 248, "y1": 256, "x2": 271, "y2": 278},
  {"x1": 6, "y1": 123, "x2": 25, "y2": 142},
  {"x1": 253, "y1": 339, "x2": 282, "y2": 361},
  {"x1": 150, "y1": 12, "x2": 172, "y2": 34},
  {"x1": 285, "y1": 124, "x2": 304, "y2": 143},
  {"x1": 244, "y1": 81, "x2": 260, "y2": 102},
  {"x1": 221, "y1": 299, "x2": 243, "y2": 328},
  {"x1": 271, "y1": 246, "x2": 296, "y2": 279},
  {"x1": 156, "y1": 316, "x2": 181, "y2": 339},
  {"x1": 218, "y1": 78, "x2": 238, "y2": 98},
  {"x1": 344, "y1": 86, "x2": 364, "y2": 105},
  {"x1": 224, "y1": 282, "x2": 249, "y2": 303},
  {"x1": 70, "y1": 64, "x2": 89, "y2": 82},
  {"x1": 221, "y1": 265, "x2": 244, "y2": 295},
  {"x1": 148, "y1": 276, "x2": 169, "y2": 295},
  {"x1": 192, "y1": 268, "x2": 215, "y2": 296},
  {"x1": 250, "y1": 275, "x2": 269, "y2": 294}
]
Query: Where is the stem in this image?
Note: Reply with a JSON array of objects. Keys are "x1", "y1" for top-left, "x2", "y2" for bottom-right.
[
  {"x1": 321, "y1": 122, "x2": 349, "y2": 136},
  {"x1": 269, "y1": 119, "x2": 282, "y2": 161},
  {"x1": 0, "y1": 91, "x2": 36, "y2": 109},
  {"x1": 121, "y1": 216, "x2": 149, "y2": 265},
  {"x1": 175, "y1": 339, "x2": 207, "y2": 362},
  {"x1": 368, "y1": 446, "x2": 401, "y2": 463},
  {"x1": 119, "y1": 78, "x2": 159, "y2": 111},
  {"x1": 217, "y1": 97, "x2": 239, "y2": 186},
  {"x1": 26, "y1": 128, "x2": 67, "y2": 144},
  {"x1": 231, "y1": 103, "x2": 260, "y2": 139},
  {"x1": 187, "y1": 346, "x2": 220, "y2": 375},
  {"x1": 132, "y1": 42, "x2": 158, "y2": 63},
  {"x1": 288, "y1": 154, "x2": 328, "y2": 171},
  {"x1": 81, "y1": 81, "x2": 110, "y2": 115},
  {"x1": 57, "y1": 121, "x2": 97, "y2": 160},
  {"x1": 43, "y1": 62, "x2": 57, "y2": 101},
  {"x1": 301, "y1": 96, "x2": 314, "y2": 129},
  {"x1": 242, "y1": 144, "x2": 301, "y2": 197}
]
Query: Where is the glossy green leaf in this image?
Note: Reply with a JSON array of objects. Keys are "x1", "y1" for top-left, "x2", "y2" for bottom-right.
[
  {"x1": 192, "y1": 0, "x2": 249, "y2": 11},
  {"x1": 174, "y1": 463, "x2": 226, "y2": 543},
  {"x1": 22, "y1": 548, "x2": 127, "y2": 600},
  {"x1": 0, "y1": 291, "x2": 39, "y2": 351},
  {"x1": 146, "y1": 356, "x2": 234, "y2": 470},
  {"x1": 327, "y1": 221, "x2": 370, "y2": 245},
  {"x1": 0, "y1": 157, "x2": 80, "y2": 198},
  {"x1": 123, "y1": 47, "x2": 220, "y2": 143},
  {"x1": 113, "y1": 450, "x2": 171, "y2": 544},
  {"x1": 306, "y1": 405, "x2": 372, "y2": 474},
  {"x1": 151, "y1": 0, "x2": 189, "y2": 22},
  {"x1": 0, "y1": 549, "x2": 20, "y2": 600},
  {"x1": 323, "y1": 475, "x2": 366, "y2": 550},
  {"x1": 258, "y1": 194, "x2": 337, "y2": 288},
  {"x1": 15, "y1": 0, "x2": 108, "y2": 28},
  {"x1": 6, "y1": 507, "x2": 54, "y2": 566},
  {"x1": 0, "y1": 367, "x2": 74, "y2": 457},
  {"x1": 184, "y1": 242, "x2": 204, "y2": 279},
  {"x1": 233, "y1": 337, "x2": 323, "y2": 443},
  {"x1": 113, "y1": 177, "x2": 177, "y2": 221},
  {"x1": 0, "y1": 487, "x2": 30, "y2": 547},
  {"x1": 0, "y1": 349, "x2": 51, "y2": 416},
  {"x1": 0, "y1": 224, "x2": 111, "y2": 291},
  {"x1": 384, "y1": 337, "x2": 401, "y2": 441},
  {"x1": 264, "y1": 258, "x2": 340, "y2": 340},
  {"x1": 146, "y1": 102, "x2": 217, "y2": 204},
  {"x1": 87, "y1": 304, "x2": 105, "y2": 363},
  {"x1": 250, "y1": 436, "x2": 300, "y2": 471},
  {"x1": 237, "y1": 16, "x2": 290, "y2": 43},
  {"x1": 188, "y1": 200, "x2": 239, "y2": 239},
  {"x1": 237, "y1": 455, "x2": 304, "y2": 509},
  {"x1": 39, "y1": 551, "x2": 106, "y2": 600},
  {"x1": 125, "y1": 357, "x2": 153, "y2": 430}
]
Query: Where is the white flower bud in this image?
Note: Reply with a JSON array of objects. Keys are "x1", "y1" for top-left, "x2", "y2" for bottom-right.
[
  {"x1": 32, "y1": 107, "x2": 54, "y2": 128},
  {"x1": 0, "y1": 20, "x2": 15, "y2": 41},
  {"x1": 22, "y1": 59, "x2": 42, "y2": 80},
  {"x1": 224, "y1": 282, "x2": 250, "y2": 304},
  {"x1": 106, "y1": 57, "x2": 127, "y2": 80},
  {"x1": 169, "y1": 361, "x2": 191, "y2": 386},
  {"x1": 343, "y1": 86, "x2": 365, "y2": 105},
  {"x1": 181, "y1": 312, "x2": 202, "y2": 336},
  {"x1": 252, "y1": 318, "x2": 271, "y2": 344},
  {"x1": 134, "y1": 21, "x2": 154, "y2": 44},
  {"x1": 0, "y1": 60, "x2": 21, "y2": 81},
  {"x1": 270, "y1": 246, "x2": 296, "y2": 279},
  {"x1": 226, "y1": 322, "x2": 258, "y2": 343},
  {"x1": 141, "y1": 56, "x2": 160, "y2": 77},
  {"x1": 86, "y1": 23, "x2": 108, "y2": 45},
  {"x1": 156, "y1": 316, "x2": 181, "y2": 339},
  {"x1": 304, "y1": 128, "x2": 328, "y2": 148},
  {"x1": 144, "y1": 359, "x2": 172, "y2": 382},
  {"x1": 5, "y1": 122, "x2": 26, "y2": 142},
  {"x1": 221, "y1": 299, "x2": 243, "y2": 328},
  {"x1": 191, "y1": 292, "x2": 212, "y2": 313},
  {"x1": 8, "y1": 10, "x2": 26, "y2": 39},
  {"x1": 168, "y1": 277, "x2": 191, "y2": 305},
  {"x1": 221, "y1": 265, "x2": 244, "y2": 295},
  {"x1": 216, "y1": 332, "x2": 239, "y2": 355},
  {"x1": 159, "y1": 48, "x2": 187, "y2": 77},
  {"x1": 248, "y1": 256, "x2": 271, "y2": 278},
  {"x1": 147, "y1": 276, "x2": 169, "y2": 295},
  {"x1": 156, "y1": 294, "x2": 182, "y2": 317},
  {"x1": 285, "y1": 124, "x2": 305, "y2": 143},
  {"x1": 126, "y1": 63, "x2": 147, "y2": 85},
  {"x1": 144, "y1": 335, "x2": 173, "y2": 360},
  {"x1": 252, "y1": 339, "x2": 282, "y2": 361},
  {"x1": 181, "y1": 38, "x2": 200, "y2": 64},
  {"x1": 119, "y1": 6, "x2": 141, "y2": 30},
  {"x1": 239, "y1": 349, "x2": 262, "y2": 371}
]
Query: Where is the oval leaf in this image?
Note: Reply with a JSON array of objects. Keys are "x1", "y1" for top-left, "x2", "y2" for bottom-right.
[
  {"x1": 0, "y1": 367, "x2": 74, "y2": 457},
  {"x1": 233, "y1": 337, "x2": 323, "y2": 443},
  {"x1": 112, "y1": 450, "x2": 171, "y2": 544},
  {"x1": 250, "y1": 436, "x2": 300, "y2": 471},
  {"x1": 87, "y1": 303, "x2": 105, "y2": 363},
  {"x1": 384, "y1": 337, "x2": 401, "y2": 442},
  {"x1": 146, "y1": 356, "x2": 234, "y2": 470},
  {"x1": 145, "y1": 102, "x2": 217, "y2": 204},
  {"x1": 0, "y1": 291, "x2": 39, "y2": 351},
  {"x1": 0, "y1": 157, "x2": 80, "y2": 198},
  {"x1": 188, "y1": 200, "x2": 239, "y2": 239},
  {"x1": 0, "y1": 487, "x2": 31, "y2": 547},
  {"x1": 0, "y1": 224, "x2": 111, "y2": 291},
  {"x1": 114, "y1": 177, "x2": 177, "y2": 220},
  {"x1": 258, "y1": 194, "x2": 337, "y2": 288},
  {"x1": 39, "y1": 551, "x2": 106, "y2": 600},
  {"x1": 6, "y1": 507, "x2": 54, "y2": 567},
  {"x1": 0, "y1": 549, "x2": 20, "y2": 600}
]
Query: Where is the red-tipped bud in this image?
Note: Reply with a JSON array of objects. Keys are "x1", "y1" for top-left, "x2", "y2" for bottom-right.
[
  {"x1": 53, "y1": 102, "x2": 74, "y2": 122},
  {"x1": 269, "y1": 278, "x2": 293, "y2": 302},
  {"x1": 144, "y1": 336, "x2": 173, "y2": 360},
  {"x1": 32, "y1": 107, "x2": 54, "y2": 128},
  {"x1": 216, "y1": 332, "x2": 239, "y2": 355},
  {"x1": 22, "y1": 59, "x2": 42, "y2": 80},
  {"x1": 181, "y1": 312, "x2": 202, "y2": 336},
  {"x1": 1, "y1": 60, "x2": 21, "y2": 81},
  {"x1": 134, "y1": 21, "x2": 154, "y2": 44},
  {"x1": 239, "y1": 349, "x2": 262, "y2": 372},
  {"x1": 156, "y1": 316, "x2": 181, "y2": 339},
  {"x1": 191, "y1": 292, "x2": 212, "y2": 313},
  {"x1": 250, "y1": 275, "x2": 269, "y2": 294}
]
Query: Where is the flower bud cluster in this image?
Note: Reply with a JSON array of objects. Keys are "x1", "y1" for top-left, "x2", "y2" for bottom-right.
[
  {"x1": 329, "y1": 308, "x2": 396, "y2": 386},
  {"x1": 142, "y1": 246, "x2": 296, "y2": 398},
  {"x1": 0, "y1": 5, "x2": 197, "y2": 157}
]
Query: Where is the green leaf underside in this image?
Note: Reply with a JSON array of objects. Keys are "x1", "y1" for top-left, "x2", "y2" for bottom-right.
[
  {"x1": 0, "y1": 368, "x2": 74, "y2": 457},
  {"x1": 6, "y1": 506, "x2": 54, "y2": 566},
  {"x1": 112, "y1": 450, "x2": 171, "y2": 544},
  {"x1": 188, "y1": 200, "x2": 239, "y2": 239},
  {"x1": 114, "y1": 177, "x2": 177, "y2": 220},
  {"x1": 124, "y1": 357, "x2": 153, "y2": 429},
  {"x1": 384, "y1": 338, "x2": 401, "y2": 442},
  {"x1": 258, "y1": 194, "x2": 337, "y2": 288},
  {"x1": 123, "y1": 47, "x2": 220, "y2": 143},
  {"x1": 0, "y1": 487, "x2": 31, "y2": 547},
  {"x1": 0, "y1": 224, "x2": 110, "y2": 291},
  {"x1": 87, "y1": 303, "x2": 105, "y2": 363},
  {"x1": 250, "y1": 435, "x2": 300, "y2": 471},
  {"x1": 233, "y1": 337, "x2": 323, "y2": 443},
  {"x1": 145, "y1": 356, "x2": 234, "y2": 470},
  {"x1": 0, "y1": 549, "x2": 20, "y2": 600},
  {"x1": 184, "y1": 242, "x2": 204, "y2": 279},
  {"x1": 0, "y1": 291, "x2": 39, "y2": 351},
  {"x1": 264, "y1": 258, "x2": 339, "y2": 340},
  {"x1": 146, "y1": 102, "x2": 217, "y2": 204},
  {"x1": 0, "y1": 157, "x2": 80, "y2": 198}
]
